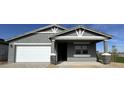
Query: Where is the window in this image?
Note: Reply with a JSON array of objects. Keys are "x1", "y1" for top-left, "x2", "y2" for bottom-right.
[{"x1": 75, "y1": 45, "x2": 88, "y2": 54}]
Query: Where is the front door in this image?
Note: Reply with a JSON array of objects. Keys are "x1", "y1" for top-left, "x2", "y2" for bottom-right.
[{"x1": 57, "y1": 43, "x2": 67, "y2": 61}]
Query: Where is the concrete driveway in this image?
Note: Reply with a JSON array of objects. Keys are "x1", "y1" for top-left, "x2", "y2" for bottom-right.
[
  {"x1": 0, "y1": 62, "x2": 50, "y2": 68},
  {"x1": 0, "y1": 61, "x2": 124, "y2": 68}
]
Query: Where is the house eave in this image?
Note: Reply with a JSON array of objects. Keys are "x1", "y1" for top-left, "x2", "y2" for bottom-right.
[
  {"x1": 50, "y1": 26, "x2": 112, "y2": 39},
  {"x1": 54, "y1": 36, "x2": 108, "y2": 41}
]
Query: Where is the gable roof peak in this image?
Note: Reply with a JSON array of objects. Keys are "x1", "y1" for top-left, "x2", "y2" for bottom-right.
[
  {"x1": 69, "y1": 25, "x2": 88, "y2": 30},
  {"x1": 7, "y1": 24, "x2": 68, "y2": 42},
  {"x1": 49, "y1": 24, "x2": 68, "y2": 30},
  {"x1": 50, "y1": 25, "x2": 112, "y2": 39}
]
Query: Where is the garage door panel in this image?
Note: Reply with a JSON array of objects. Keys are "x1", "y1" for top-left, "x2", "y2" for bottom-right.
[{"x1": 16, "y1": 46, "x2": 51, "y2": 62}]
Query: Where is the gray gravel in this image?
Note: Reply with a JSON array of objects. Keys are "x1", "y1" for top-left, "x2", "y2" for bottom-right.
[
  {"x1": 0, "y1": 62, "x2": 50, "y2": 68},
  {"x1": 0, "y1": 61, "x2": 124, "y2": 68}
]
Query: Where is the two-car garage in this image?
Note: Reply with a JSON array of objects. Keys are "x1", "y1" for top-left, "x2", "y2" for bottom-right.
[{"x1": 15, "y1": 44, "x2": 51, "y2": 62}]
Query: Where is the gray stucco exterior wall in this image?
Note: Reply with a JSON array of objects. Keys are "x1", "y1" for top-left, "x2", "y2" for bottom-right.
[
  {"x1": 0, "y1": 45, "x2": 8, "y2": 61},
  {"x1": 10, "y1": 33, "x2": 54, "y2": 43},
  {"x1": 8, "y1": 33, "x2": 54, "y2": 62},
  {"x1": 89, "y1": 43, "x2": 96, "y2": 57},
  {"x1": 8, "y1": 43, "x2": 15, "y2": 62}
]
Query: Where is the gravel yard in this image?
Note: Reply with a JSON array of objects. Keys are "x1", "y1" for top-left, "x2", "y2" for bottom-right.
[
  {"x1": 0, "y1": 62, "x2": 50, "y2": 68},
  {"x1": 0, "y1": 61, "x2": 124, "y2": 68}
]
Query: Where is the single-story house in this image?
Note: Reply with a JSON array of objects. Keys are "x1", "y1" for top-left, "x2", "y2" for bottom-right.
[
  {"x1": 0, "y1": 39, "x2": 8, "y2": 61},
  {"x1": 117, "y1": 52, "x2": 124, "y2": 57},
  {"x1": 7, "y1": 24, "x2": 112, "y2": 64}
]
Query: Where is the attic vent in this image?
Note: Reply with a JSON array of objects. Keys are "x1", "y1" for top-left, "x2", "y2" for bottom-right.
[
  {"x1": 76, "y1": 29, "x2": 85, "y2": 37},
  {"x1": 51, "y1": 27, "x2": 58, "y2": 33}
]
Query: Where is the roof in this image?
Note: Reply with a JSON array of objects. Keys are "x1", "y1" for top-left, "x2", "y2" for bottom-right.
[
  {"x1": 7, "y1": 24, "x2": 112, "y2": 42},
  {"x1": 7, "y1": 24, "x2": 68, "y2": 42},
  {"x1": 50, "y1": 25, "x2": 112, "y2": 39}
]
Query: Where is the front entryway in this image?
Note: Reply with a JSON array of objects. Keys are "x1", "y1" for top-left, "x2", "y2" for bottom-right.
[{"x1": 57, "y1": 43, "x2": 67, "y2": 61}]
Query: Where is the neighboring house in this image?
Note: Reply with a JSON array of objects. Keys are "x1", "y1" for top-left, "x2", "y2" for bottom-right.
[
  {"x1": 0, "y1": 39, "x2": 8, "y2": 61},
  {"x1": 118, "y1": 52, "x2": 124, "y2": 57},
  {"x1": 7, "y1": 24, "x2": 112, "y2": 64}
]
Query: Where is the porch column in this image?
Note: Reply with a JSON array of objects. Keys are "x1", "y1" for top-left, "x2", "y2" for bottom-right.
[
  {"x1": 103, "y1": 40, "x2": 108, "y2": 53},
  {"x1": 102, "y1": 40, "x2": 111, "y2": 64},
  {"x1": 50, "y1": 39, "x2": 57, "y2": 64},
  {"x1": 51, "y1": 39, "x2": 55, "y2": 53}
]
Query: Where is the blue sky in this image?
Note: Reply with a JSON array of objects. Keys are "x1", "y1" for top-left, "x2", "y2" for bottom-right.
[{"x1": 0, "y1": 24, "x2": 123, "y2": 52}]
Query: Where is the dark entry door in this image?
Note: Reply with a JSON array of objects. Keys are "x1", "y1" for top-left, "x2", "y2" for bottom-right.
[{"x1": 57, "y1": 43, "x2": 67, "y2": 61}]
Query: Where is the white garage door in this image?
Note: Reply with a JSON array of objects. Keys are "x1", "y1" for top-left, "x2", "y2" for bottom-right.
[{"x1": 16, "y1": 46, "x2": 51, "y2": 62}]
